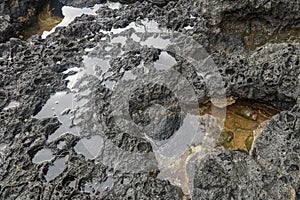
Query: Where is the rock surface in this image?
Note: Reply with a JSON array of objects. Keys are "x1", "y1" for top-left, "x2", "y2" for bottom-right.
[
  {"x1": 193, "y1": 150, "x2": 296, "y2": 200},
  {"x1": 193, "y1": 106, "x2": 300, "y2": 199},
  {"x1": 0, "y1": 0, "x2": 46, "y2": 41},
  {"x1": 0, "y1": 0, "x2": 299, "y2": 199}
]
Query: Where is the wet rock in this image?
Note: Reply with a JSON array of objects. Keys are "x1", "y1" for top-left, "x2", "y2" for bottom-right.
[
  {"x1": 0, "y1": 0, "x2": 299, "y2": 199},
  {"x1": 58, "y1": 0, "x2": 107, "y2": 8},
  {"x1": 59, "y1": 0, "x2": 299, "y2": 110},
  {"x1": 0, "y1": 0, "x2": 45, "y2": 41},
  {"x1": 59, "y1": 0, "x2": 170, "y2": 7},
  {"x1": 193, "y1": 150, "x2": 296, "y2": 200},
  {"x1": 101, "y1": 173, "x2": 184, "y2": 199},
  {"x1": 251, "y1": 108, "x2": 300, "y2": 197},
  {"x1": 214, "y1": 43, "x2": 300, "y2": 110},
  {"x1": 147, "y1": 0, "x2": 169, "y2": 6},
  {"x1": 0, "y1": 15, "x2": 14, "y2": 43},
  {"x1": 129, "y1": 83, "x2": 182, "y2": 140}
]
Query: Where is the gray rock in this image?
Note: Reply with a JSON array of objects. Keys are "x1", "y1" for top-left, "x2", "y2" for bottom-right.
[
  {"x1": 251, "y1": 108, "x2": 300, "y2": 197},
  {"x1": 58, "y1": 0, "x2": 107, "y2": 8},
  {"x1": 0, "y1": 0, "x2": 45, "y2": 41},
  {"x1": 0, "y1": 15, "x2": 14, "y2": 43},
  {"x1": 0, "y1": 0, "x2": 299, "y2": 199},
  {"x1": 101, "y1": 173, "x2": 184, "y2": 199},
  {"x1": 213, "y1": 43, "x2": 300, "y2": 110},
  {"x1": 193, "y1": 150, "x2": 296, "y2": 200}
]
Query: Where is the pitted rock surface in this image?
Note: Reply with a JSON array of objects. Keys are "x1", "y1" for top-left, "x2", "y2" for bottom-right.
[
  {"x1": 0, "y1": 0, "x2": 46, "y2": 41},
  {"x1": 252, "y1": 107, "x2": 300, "y2": 198},
  {"x1": 193, "y1": 150, "x2": 297, "y2": 200},
  {"x1": 0, "y1": 0, "x2": 299, "y2": 199}
]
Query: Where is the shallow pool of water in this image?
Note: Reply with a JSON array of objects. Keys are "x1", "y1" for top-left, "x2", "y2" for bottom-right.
[
  {"x1": 42, "y1": 3, "x2": 101, "y2": 38},
  {"x1": 199, "y1": 99, "x2": 279, "y2": 153},
  {"x1": 45, "y1": 155, "x2": 69, "y2": 182},
  {"x1": 33, "y1": 18, "x2": 226, "y2": 195},
  {"x1": 32, "y1": 148, "x2": 54, "y2": 164},
  {"x1": 34, "y1": 91, "x2": 78, "y2": 142},
  {"x1": 22, "y1": 2, "x2": 122, "y2": 39},
  {"x1": 74, "y1": 135, "x2": 104, "y2": 160}
]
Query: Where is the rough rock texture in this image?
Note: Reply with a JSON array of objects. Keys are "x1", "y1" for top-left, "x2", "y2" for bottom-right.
[
  {"x1": 214, "y1": 43, "x2": 300, "y2": 110},
  {"x1": 58, "y1": 0, "x2": 107, "y2": 7},
  {"x1": 191, "y1": 69, "x2": 299, "y2": 198},
  {"x1": 101, "y1": 173, "x2": 184, "y2": 199},
  {"x1": 60, "y1": 0, "x2": 171, "y2": 7},
  {"x1": 0, "y1": 15, "x2": 14, "y2": 43},
  {"x1": 0, "y1": 0, "x2": 45, "y2": 41},
  {"x1": 193, "y1": 151, "x2": 296, "y2": 200},
  {"x1": 193, "y1": 106, "x2": 300, "y2": 199},
  {"x1": 0, "y1": 0, "x2": 299, "y2": 199},
  {"x1": 0, "y1": 0, "x2": 174, "y2": 43},
  {"x1": 252, "y1": 108, "x2": 300, "y2": 198}
]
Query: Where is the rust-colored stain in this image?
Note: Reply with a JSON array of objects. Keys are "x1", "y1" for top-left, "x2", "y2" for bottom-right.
[
  {"x1": 20, "y1": 4, "x2": 62, "y2": 39},
  {"x1": 156, "y1": 98, "x2": 279, "y2": 197},
  {"x1": 200, "y1": 99, "x2": 279, "y2": 153}
]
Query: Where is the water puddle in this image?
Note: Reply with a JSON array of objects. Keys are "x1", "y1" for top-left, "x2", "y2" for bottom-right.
[
  {"x1": 184, "y1": 25, "x2": 194, "y2": 30},
  {"x1": 154, "y1": 51, "x2": 177, "y2": 71},
  {"x1": 69, "y1": 180, "x2": 76, "y2": 188},
  {"x1": 45, "y1": 155, "x2": 69, "y2": 182},
  {"x1": 199, "y1": 98, "x2": 279, "y2": 152},
  {"x1": 107, "y1": 2, "x2": 121, "y2": 10},
  {"x1": 108, "y1": 20, "x2": 167, "y2": 35},
  {"x1": 98, "y1": 175, "x2": 115, "y2": 193},
  {"x1": 81, "y1": 179, "x2": 101, "y2": 195},
  {"x1": 33, "y1": 50, "x2": 107, "y2": 145},
  {"x1": 151, "y1": 98, "x2": 279, "y2": 195},
  {"x1": 21, "y1": 1, "x2": 123, "y2": 39},
  {"x1": 0, "y1": 143, "x2": 7, "y2": 151},
  {"x1": 35, "y1": 91, "x2": 72, "y2": 118},
  {"x1": 34, "y1": 91, "x2": 77, "y2": 142},
  {"x1": 74, "y1": 135, "x2": 104, "y2": 160},
  {"x1": 32, "y1": 148, "x2": 54, "y2": 164},
  {"x1": 33, "y1": 19, "x2": 226, "y2": 195},
  {"x1": 153, "y1": 113, "x2": 205, "y2": 193},
  {"x1": 42, "y1": 3, "x2": 101, "y2": 38}
]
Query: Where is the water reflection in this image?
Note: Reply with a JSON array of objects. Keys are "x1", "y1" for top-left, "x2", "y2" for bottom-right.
[
  {"x1": 42, "y1": 4, "x2": 101, "y2": 38},
  {"x1": 33, "y1": 91, "x2": 78, "y2": 142},
  {"x1": 45, "y1": 155, "x2": 69, "y2": 182},
  {"x1": 154, "y1": 51, "x2": 177, "y2": 71},
  {"x1": 34, "y1": 19, "x2": 226, "y2": 196},
  {"x1": 74, "y1": 135, "x2": 104, "y2": 160},
  {"x1": 32, "y1": 148, "x2": 54, "y2": 164},
  {"x1": 42, "y1": 2, "x2": 122, "y2": 38}
]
